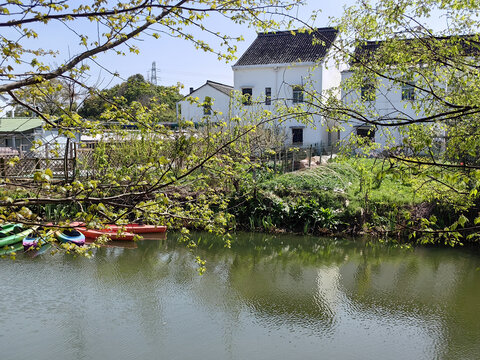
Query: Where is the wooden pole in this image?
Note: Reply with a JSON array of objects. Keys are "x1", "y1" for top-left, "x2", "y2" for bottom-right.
[
  {"x1": 64, "y1": 138, "x2": 70, "y2": 182},
  {"x1": 291, "y1": 149, "x2": 295, "y2": 172},
  {"x1": 273, "y1": 149, "x2": 277, "y2": 173},
  {"x1": 72, "y1": 142, "x2": 77, "y2": 180},
  {"x1": 0, "y1": 158, "x2": 5, "y2": 178},
  {"x1": 308, "y1": 145, "x2": 312, "y2": 168}
]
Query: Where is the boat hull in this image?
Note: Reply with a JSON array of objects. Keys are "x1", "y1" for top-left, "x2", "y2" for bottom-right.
[
  {"x1": 76, "y1": 227, "x2": 136, "y2": 241},
  {"x1": 0, "y1": 226, "x2": 33, "y2": 247},
  {"x1": 0, "y1": 242, "x2": 23, "y2": 255},
  {"x1": 121, "y1": 224, "x2": 167, "y2": 234},
  {"x1": 70, "y1": 222, "x2": 166, "y2": 235},
  {"x1": 56, "y1": 230, "x2": 85, "y2": 246}
]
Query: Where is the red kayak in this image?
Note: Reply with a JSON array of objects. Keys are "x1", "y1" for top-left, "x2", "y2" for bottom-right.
[
  {"x1": 70, "y1": 222, "x2": 166, "y2": 235},
  {"x1": 110, "y1": 224, "x2": 167, "y2": 234},
  {"x1": 75, "y1": 227, "x2": 136, "y2": 241}
]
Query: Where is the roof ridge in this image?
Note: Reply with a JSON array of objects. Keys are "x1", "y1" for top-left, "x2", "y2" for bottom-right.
[
  {"x1": 257, "y1": 27, "x2": 337, "y2": 37},
  {"x1": 206, "y1": 80, "x2": 233, "y2": 88},
  {"x1": 234, "y1": 27, "x2": 338, "y2": 67}
]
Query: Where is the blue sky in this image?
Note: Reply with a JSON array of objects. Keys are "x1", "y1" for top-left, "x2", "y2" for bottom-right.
[
  {"x1": 1, "y1": 1, "x2": 459, "y2": 95},
  {"x1": 83, "y1": 1, "x2": 354, "y2": 93}
]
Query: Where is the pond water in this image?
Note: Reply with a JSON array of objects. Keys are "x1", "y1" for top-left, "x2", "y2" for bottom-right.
[{"x1": 1, "y1": 233, "x2": 480, "y2": 360}]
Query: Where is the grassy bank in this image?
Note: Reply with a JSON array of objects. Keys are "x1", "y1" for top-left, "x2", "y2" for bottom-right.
[{"x1": 228, "y1": 157, "x2": 475, "y2": 244}]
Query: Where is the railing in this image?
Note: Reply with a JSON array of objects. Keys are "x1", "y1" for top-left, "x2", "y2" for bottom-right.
[
  {"x1": 254, "y1": 143, "x2": 339, "y2": 174},
  {"x1": 0, "y1": 143, "x2": 96, "y2": 180}
]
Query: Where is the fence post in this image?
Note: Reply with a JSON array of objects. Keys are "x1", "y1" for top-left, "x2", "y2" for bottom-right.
[
  {"x1": 273, "y1": 149, "x2": 277, "y2": 173},
  {"x1": 308, "y1": 145, "x2": 312, "y2": 168},
  {"x1": 0, "y1": 158, "x2": 5, "y2": 178},
  {"x1": 291, "y1": 149, "x2": 295, "y2": 172},
  {"x1": 64, "y1": 139, "x2": 69, "y2": 183},
  {"x1": 72, "y1": 142, "x2": 77, "y2": 180}
]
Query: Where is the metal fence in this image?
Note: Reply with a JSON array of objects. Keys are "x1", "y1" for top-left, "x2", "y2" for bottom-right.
[
  {"x1": 255, "y1": 143, "x2": 339, "y2": 174},
  {"x1": 0, "y1": 142, "x2": 97, "y2": 180}
]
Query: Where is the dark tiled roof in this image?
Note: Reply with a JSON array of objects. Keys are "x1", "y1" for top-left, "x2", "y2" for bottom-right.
[
  {"x1": 181, "y1": 80, "x2": 233, "y2": 100},
  {"x1": 353, "y1": 34, "x2": 480, "y2": 63},
  {"x1": 206, "y1": 80, "x2": 233, "y2": 96},
  {"x1": 234, "y1": 27, "x2": 338, "y2": 67}
]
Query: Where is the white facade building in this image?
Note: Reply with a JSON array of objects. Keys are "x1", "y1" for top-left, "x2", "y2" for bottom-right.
[
  {"x1": 340, "y1": 69, "x2": 416, "y2": 148},
  {"x1": 232, "y1": 27, "x2": 342, "y2": 151},
  {"x1": 176, "y1": 80, "x2": 233, "y2": 125},
  {"x1": 340, "y1": 39, "x2": 451, "y2": 151},
  {"x1": 0, "y1": 117, "x2": 80, "y2": 155}
]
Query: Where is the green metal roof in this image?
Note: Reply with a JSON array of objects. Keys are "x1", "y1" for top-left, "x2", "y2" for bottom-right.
[{"x1": 0, "y1": 117, "x2": 44, "y2": 133}]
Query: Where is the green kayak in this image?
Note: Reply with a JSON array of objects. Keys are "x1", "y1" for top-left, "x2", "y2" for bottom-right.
[
  {"x1": 0, "y1": 223, "x2": 18, "y2": 232},
  {"x1": 0, "y1": 225, "x2": 33, "y2": 247},
  {"x1": 0, "y1": 242, "x2": 23, "y2": 255}
]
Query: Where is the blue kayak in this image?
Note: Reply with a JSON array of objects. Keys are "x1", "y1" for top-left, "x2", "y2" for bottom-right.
[
  {"x1": 56, "y1": 229, "x2": 85, "y2": 246},
  {"x1": 23, "y1": 229, "x2": 52, "y2": 251}
]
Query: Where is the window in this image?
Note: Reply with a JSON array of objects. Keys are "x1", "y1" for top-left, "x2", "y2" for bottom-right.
[
  {"x1": 328, "y1": 131, "x2": 332, "y2": 147},
  {"x1": 265, "y1": 87, "x2": 271, "y2": 105},
  {"x1": 203, "y1": 96, "x2": 212, "y2": 115},
  {"x1": 361, "y1": 83, "x2": 376, "y2": 101},
  {"x1": 242, "y1": 88, "x2": 252, "y2": 105},
  {"x1": 292, "y1": 128, "x2": 303, "y2": 144},
  {"x1": 401, "y1": 81, "x2": 415, "y2": 101},
  {"x1": 293, "y1": 86, "x2": 304, "y2": 103},
  {"x1": 356, "y1": 127, "x2": 375, "y2": 141}
]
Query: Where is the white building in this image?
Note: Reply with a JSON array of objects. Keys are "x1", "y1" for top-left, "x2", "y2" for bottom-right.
[
  {"x1": 340, "y1": 70, "x2": 414, "y2": 149},
  {"x1": 340, "y1": 39, "x2": 450, "y2": 150},
  {"x1": 176, "y1": 80, "x2": 233, "y2": 125},
  {"x1": 0, "y1": 117, "x2": 79, "y2": 156},
  {"x1": 232, "y1": 27, "x2": 342, "y2": 151}
]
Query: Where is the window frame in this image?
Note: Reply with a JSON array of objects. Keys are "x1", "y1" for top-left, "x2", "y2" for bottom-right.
[
  {"x1": 242, "y1": 88, "x2": 253, "y2": 106},
  {"x1": 265, "y1": 87, "x2": 272, "y2": 105},
  {"x1": 291, "y1": 127, "x2": 304, "y2": 144},
  {"x1": 292, "y1": 85, "x2": 304, "y2": 104},
  {"x1": 360, "y1": 83, "x2": 376, "y2": 102},
  {"x1": 203, "y1": 96, "x2": 212, "y2": 115},
  {"x1": 401, "y1": 81, "x2": 415, "y2": 101},
  {"x1": 356, "y1": 126, "x2": 375, "y2": 141}
]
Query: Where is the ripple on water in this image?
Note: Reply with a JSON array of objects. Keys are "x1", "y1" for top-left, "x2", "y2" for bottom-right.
[{"x1": 1, "y1": 237, "x2": 480, "y2": 360}]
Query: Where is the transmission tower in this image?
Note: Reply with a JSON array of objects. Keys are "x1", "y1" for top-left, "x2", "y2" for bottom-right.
[{"x1": 150, "y1": 61, "x2": 158, "y2": 85}]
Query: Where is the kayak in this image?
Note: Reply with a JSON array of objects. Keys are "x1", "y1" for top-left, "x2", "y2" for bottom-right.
[
  {"x1": 0, "y1": 225, "x2": 33, "y2": 247},
  {"x1": 107, "y1": 224, "x2": 166, "y2": 234},
  {"x1": 23, "y1": 230, "x2": 52, "y2": 251},
  {"x1": 23, "y1": 235, "x2": 40, "y2": 251},
  {"x1": 0, "y1": 242, "x2": 23, "y2": 256},
  {"x1": 56, "y1": 229, "x2": 86, "y2": 246},
  {"x1": 76, "y1": 227, "x2": 136, "y2": 241},
  {"x1": 70, "y1": 222, "x2": 166, "y2": 235},
  {"x1": 0, "y1": 223, "x2": 19, "y2": 232}
]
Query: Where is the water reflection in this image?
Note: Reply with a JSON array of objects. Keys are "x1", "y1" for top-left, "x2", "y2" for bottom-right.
[{"x1": 0, "y1": 233, "x2": 479, "y2": 359}]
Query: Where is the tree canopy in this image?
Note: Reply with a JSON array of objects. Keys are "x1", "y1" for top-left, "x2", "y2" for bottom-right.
[
  {"x1": 78, "y1": 74, "x2": 183, "y2": 122},
  {"x1": 0, "y1": 0, "x2": 311, "y2": 260},
  {"x1": 319, "y1": 0, "x2": 480, "y2": 243}
]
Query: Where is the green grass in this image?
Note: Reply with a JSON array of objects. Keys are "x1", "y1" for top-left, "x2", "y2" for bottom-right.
[{"x1": 260, "y1": 162, "x2": 359, "y2": 193}]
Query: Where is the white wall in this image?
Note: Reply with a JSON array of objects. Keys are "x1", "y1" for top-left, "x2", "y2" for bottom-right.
[
  {"x1": 340, "y1": 70, "x2": 424, "y2": 148},
  {"x1": 233, "y1": 62, "x2": 337, "y2": 149},
  {"x1": 177, "y1": 85, "x2": 231, "y2": 124}
]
